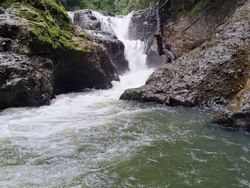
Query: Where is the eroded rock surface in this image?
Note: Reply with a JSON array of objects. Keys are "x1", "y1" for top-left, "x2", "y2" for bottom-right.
[
  {"x1": 121, "y1": 0, "x2": 250, "y2": 130},
  {"x1": 213, "y1": 80, "x2": 250, "y2": 131},
  {"x1": 0, "y1": 52, "x2": 53, "y2": 109}
]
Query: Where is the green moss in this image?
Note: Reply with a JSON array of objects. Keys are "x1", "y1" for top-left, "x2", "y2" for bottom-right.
[
  {"x1": 2, "y1": 0, "x2": 93, "y2": 53},
  {"x1": 176, "y1": 0, "x2": 209, "y2": 17},
  {"x1": 189, "y1": 0, "x2": 209, "y2": 16},
  {"x1": 121, "y1": 90, "x2": 142, "y2": 100}
]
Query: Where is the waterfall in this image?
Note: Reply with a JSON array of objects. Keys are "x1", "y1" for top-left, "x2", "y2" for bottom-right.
[
  {"x1": 92, "y1": 11, "x2": 154, "y2": 98},
  {"x1": 0, "y1": 11, "x2": 154, "y2": 138},
  {"x1": 67, "y1": 11, "x2": 74, "y2": 22}
]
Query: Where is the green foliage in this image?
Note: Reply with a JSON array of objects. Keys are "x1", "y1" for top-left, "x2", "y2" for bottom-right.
[
  {"x1": 2, "y1": 0, "x2": 92, "y2": 53},
  {"x1": 60, "y1": 0, "x2": 154, "y2": 14}
]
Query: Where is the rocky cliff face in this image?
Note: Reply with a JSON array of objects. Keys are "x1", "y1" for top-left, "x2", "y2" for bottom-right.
[
  {"x1": 127, "y1": 8, "x2": 174, "y2": 68},
  {"x1": 121, "y1": 0, "x2": 250, "y2": 131},
  {"x1": 157, "y1": 0, "x2": 240, "y2": 57},
  {"x1": 0, "y1": 0, "x2": 120, "y2": 109}
]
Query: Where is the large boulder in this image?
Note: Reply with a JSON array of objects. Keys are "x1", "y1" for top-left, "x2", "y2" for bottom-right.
[
  {"x1": 128, "y1": 9, "x2": 156, "y2": 41},
  {"x1": 54, "y1": 44, "x2": 117, "y2": 93},
  {"x1": 73, "y1": 10, "x2": 129, "y2": 74},
  {"x1": 0, "y1": 0, "x2": 119, "y2": 109},
  {"x1": 121, "y1": 0, "x2": 250, "y2": 110},
  {"x1": 157, "y1": 0, "x2": 240, "y2": 57},
  {"x1": 213, "y1": 80, "x2": 250, "y2": 131},
  {"x1": 74, "y1": 9, "x2": 101, "y2": 30},
  {"x1": 0, "y1": 52, "x2": 53, "y2": 109}
]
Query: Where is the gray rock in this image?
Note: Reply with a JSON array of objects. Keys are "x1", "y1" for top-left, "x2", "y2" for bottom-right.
[
  {"x1": 213, "y1": 82, "x2": 250, "y2": 131},
  {"x1": 121, "y1": 0, "x2": 250, "y2": 110},
  {"x1": 0, "y1": 52, "x2": 54, "y2": 109},
  {"x1": 128, "y1": 9, "x2": 156, "y2": 41},
  {"x1": 54, "y1": 45, "x2": 118, "y2": 94},
  {"x1": 0, "y1": 5, "x2": 121, "y2": 109},
  {"x1": 74, "y1": 10, "x2": 101, "y2": 30}
]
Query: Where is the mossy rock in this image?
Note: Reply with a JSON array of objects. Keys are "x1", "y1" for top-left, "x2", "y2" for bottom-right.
[
  {"x1": 1, "y1": 0, "x2": 93, "y2": 57},
  {"x1": 120, "y1": 89, "x2": 143, "y2": 101},
  {"x1": 0, "y1": 0, "x2": 119, "y2": 95}
]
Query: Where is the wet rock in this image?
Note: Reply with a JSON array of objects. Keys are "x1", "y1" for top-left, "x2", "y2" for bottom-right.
[
  {"x1": 54, "y1": 45, "x2": 118, "y2": 94},
  {"x1": 128, "y1": 9, "x2": 156, "y2": 41},
  {"x1": 145, "y1": 39, "x2": 173, "y2": 68},
  {"x1": 74, "y1": 10, "x2": 101, "y2": 30},
  {"x1": 213, "y1": 80, "x2": 250, "y2": 131},
  {"x1": 0, "y1": 2, "x2": 121, "y2": 109},
  {"x1": 95, "y1": 35, "x2": 128, "y2": 74},
  {"x1": 73, "y1": 10, "x2": 129, "y2": 74},
  {"x1": 0, "y1": 52, "x2": 54, "y2": 109},
  {"x1": 121, "y1": 0, "x2": 250, "y2": 111}
]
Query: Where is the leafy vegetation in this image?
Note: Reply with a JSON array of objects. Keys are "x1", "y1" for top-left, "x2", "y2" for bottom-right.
[{"x1": 60, "y1": 0, "x2": 155, "y2": 14}]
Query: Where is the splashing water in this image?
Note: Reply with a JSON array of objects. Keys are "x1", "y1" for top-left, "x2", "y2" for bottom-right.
[
  {"x1": 92, "y1": 11, "x2": 154, "y2": 98},
  {"x1": 0, "y1": 12, "x2": 154, "y2": 138}
]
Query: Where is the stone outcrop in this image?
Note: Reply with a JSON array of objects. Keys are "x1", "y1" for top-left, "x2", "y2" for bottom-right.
[
  {"x1": 128, "y1": 9, "x2": 156, "y2": 41},
  {"x1": 0, "y1": 52, "x2": 53, "y2": 109},
  {"x1": 121, "y1": 0, "x2": 250, "y2": 130},
  {"x1": 74, "y1": 10, "x2": 101, "y2": 30},
  {"x1": 0, "y1": 0, "x2": 119, "y2": 109},
  {"x1": 213, "y1": 80, "x2": 250, "y2": 131},
  {"x1": 157, "y1": 0, "x2": 240, "y2": 57}
]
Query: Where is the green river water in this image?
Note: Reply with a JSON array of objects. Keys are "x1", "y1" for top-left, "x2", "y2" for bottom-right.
[{"x1": 0, "y1": 93, "x2": 249, "y2": 188}]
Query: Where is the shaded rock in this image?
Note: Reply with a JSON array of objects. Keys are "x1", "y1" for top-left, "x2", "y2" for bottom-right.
[
  {"x1": 54, "y1": 45, "x2": 118, "y2": 94},
  {"x1": 146, "y1": 49, "x2": 167, "y2": 68},
  {"x1": 0, "y1": 52, "x2": 53, "y2": 109},
  {"x1": 0, "y1": 1, "x2": 121, "y2": 109},
  {"x1": 128, "y1": 9, "x2": 156, "y2": 41},
  {"x1": 213, "y1": 80, "x2": 250, "y2": 131},
  {"x1": 94, "y1": 34, "x2": 128, "y2": 74},
  {"x1": 74, "y1": 10, "x2": 101, "y2": 30},
  {"x1": 145, "y1": 39, "x2": 174, "y2": 68}
]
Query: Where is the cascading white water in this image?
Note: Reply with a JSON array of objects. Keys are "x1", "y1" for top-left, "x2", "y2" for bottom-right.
[
  {"x1": 0, "y1": 12, "x2": 154, "y2": 137},
  {"x1": 92, "y1": 11, "x2": 154, "y2": 99}
]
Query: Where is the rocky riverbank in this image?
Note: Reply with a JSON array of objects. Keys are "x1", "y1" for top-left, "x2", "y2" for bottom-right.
[
  {"x1": 0, "y1": 0, "x2": 126, "y2": 109},
  {"x1": 121, "y1": 0, "x2": 250, "y2": 131}
]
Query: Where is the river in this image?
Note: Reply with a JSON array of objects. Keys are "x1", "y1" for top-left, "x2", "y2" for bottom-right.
[{"x1": 0, "y1": 12, "x2": 249, "y2": 188}]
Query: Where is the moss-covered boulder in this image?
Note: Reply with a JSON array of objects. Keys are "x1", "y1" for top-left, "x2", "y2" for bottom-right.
[{"x1": 0, "y1": 0, "x2": 118, "y2": 109}]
